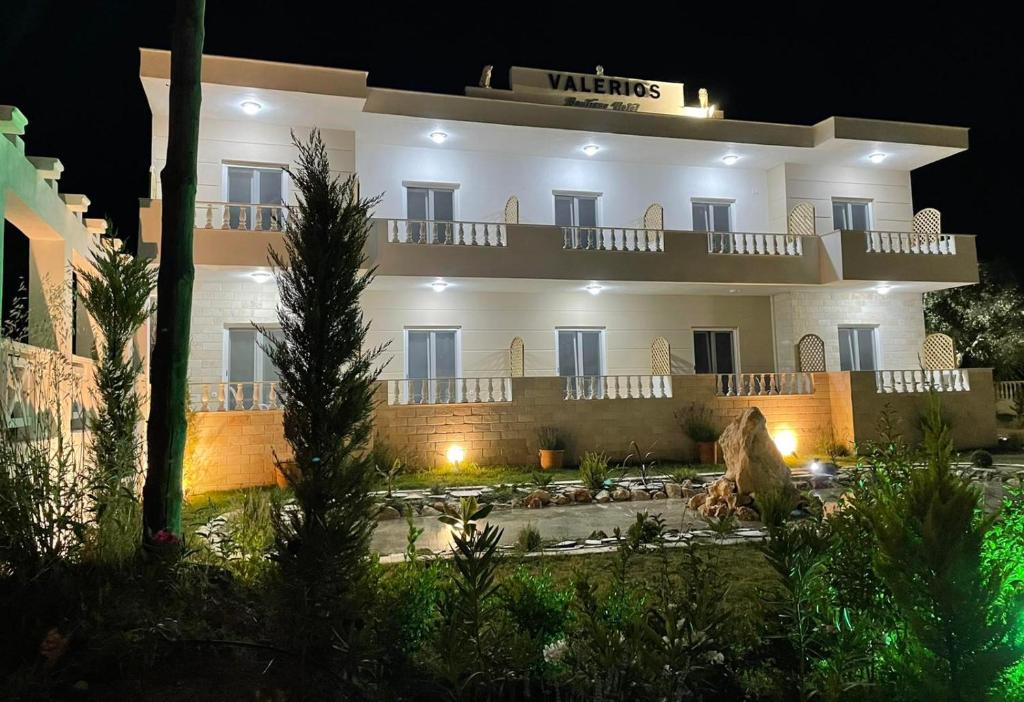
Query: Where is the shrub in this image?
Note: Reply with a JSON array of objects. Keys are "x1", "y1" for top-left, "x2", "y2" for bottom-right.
[
  {"x1": 971, "y1": 449, "x2": 994, "y2": 468},
  {"x1": 530, "y1": 472, "x2": 553, "y2": 489},
  {"x1": 669, "y1": 467, "x2": 698, "y2": 484},
  {"x1": 754, "y1": 488, "x2": 796, "y2": 532},
  {"x1": 537, "y1": 426, "x2": 565, "y2": 451},
  {"x1": 515, "y1": 523, "x2": 543, "y2": 552},
  {"x1": 622, "y1": 440, "x2": 657, "y2": 487},
  {"x1": 676, "y1": 402, "x2": 720, "y2": 443},
  {"x1": 816, "y1": 424, "x2": 851, "y2": 462},
  {"x1": 578, "y1": 451, "x2": 610, "y2": 490},
  {"x1": 221, "y1": 489, "x2": 276, "y2": 584}
]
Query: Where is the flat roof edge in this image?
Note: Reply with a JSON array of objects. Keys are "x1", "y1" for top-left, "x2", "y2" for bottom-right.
[{"x1": 816, "y1": 116, "x2": 969, "y2": 150}]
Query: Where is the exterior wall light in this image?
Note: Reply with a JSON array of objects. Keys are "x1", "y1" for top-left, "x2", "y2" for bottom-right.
[
  {"x1": 582, "y1": 144, "x2": 600, "y2": 157},
  {"x1": 240, "y1": 100, "x2": 262, "y2": 115},
  {"x1": 431, "y1": 279, "x2": 449, "y2": 292},
  {"x1": 249, "y1": 270, "x2": 273, "y2": 283},
  {"x1": 868, "y1": 152, "x2": 888, "y2": 164},
  {"x1": 429, "y1": 131, "x2": 448, "y2": 144},
  {"x1": 721, "y1": 154, "x2": 740, "y2": 165},
  {"x1": 446, "y1": 445, "x2": 465, "y2": 465},
  {"x1": 773, "y1": 429, "x2": 797, "y2": 456},
  {"x1": 876, "y1": 284, "x2": 893, "y2": 295},
  {"x1": 584, "y1": 282, "x2": 603, "y2": 295}
]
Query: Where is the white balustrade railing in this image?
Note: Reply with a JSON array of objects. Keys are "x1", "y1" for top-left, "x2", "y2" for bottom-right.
[
  {"x1": 386, "y1": 219, "x2": 507, "y2": 246},
  {"x1": 190, "y1": 381, "x2": 284, "y2": 411},
  {"x1": 561, "y1": 226, "x2": 664, "y2": 252},
  {"x1": 715, "y1": 372, "x2": 815, "y2": 397},
  {"x1": 387, "y1": 377, "x2": 512, "y2": 405},
  {"x1": 862, "y1": 231, "x2": 957, "y2": 255},
  {"x1": 996, "y1": 380, "x2": 1024, "y2": 403},
  {"x1": 195, "y1": 201, "x2": 289, "y2": 232},
  {"x1": 707, "y1": 231, "x2": 804, "y2": 256},
  {"x1": 874, "y1": 369, "x2": 970, "y2": 394},
  {"x1": 563, "y1": 375, "x2": 673, "y2": 400}
]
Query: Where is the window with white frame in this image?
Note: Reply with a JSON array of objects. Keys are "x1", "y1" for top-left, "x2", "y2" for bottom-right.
[
  {"x1": 557, "y1": 328, "x2": 605, "y2": 397},
  {"x1": 224, "y1": 326, "x2": 284, "y2": 408},
  {"x1": 838, "y1": 326, "x2": 878, "y2": 371},
  {"x1": 225, "y1": 164, "x2": 287, "y2": 230},
  {"x1": 406, "y1": 185, "x2": 456, "y2": 243},
  {"x1": 693, "y1": 199, "x2": 735, "y2": 253},
  {"x1": 555, "y1": 193, "x2": 599, "y2": 249},
  {"x1": 832, "y1": 199, "x2": 872, "y2": 231},
  {"x1": 405, "y1": 328, "x2": 460, "y2": 403},
  {"x1": 692, "y1": 329, "x2": 736, "y2": 374}
]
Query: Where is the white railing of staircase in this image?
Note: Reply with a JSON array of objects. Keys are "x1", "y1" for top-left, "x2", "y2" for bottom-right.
[
  {"x1": 189, "y1": 381, "x2": 284, "y2": 411},
  {"x1": 707, "y1": 231, "x2": 804, "y2": 256},
  {"x1": 563, "y1": 375, "x2": 673, "y2": 400},
  {"x1": 715, "y1": 372, "x2": 815, "y2": 397},
  {"x1": 386, "y1": 219, "x2": 507, "y2": 247},
  {"x1": 561, "y1": 226, "x2": 664, "y2": 252},
  {"x1": 862, "y1": 231, "x2": 957, "y2": 255},
  {"x1": 195, "y1": 201, "x2": 289, "y2": 232},
  {"x1": 995, "y1": 380, "x2": 1024, "y2": 402},
  {"x1": 874, "y1": 369, "x2": 970, "y2": 394},
  {"x1": 387, "y1": 377, "x2": 512, "y2": 406}
]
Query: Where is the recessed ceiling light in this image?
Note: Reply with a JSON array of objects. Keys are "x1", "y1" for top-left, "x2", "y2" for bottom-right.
[
  {"x1": 582, "y1": 144, "x2": 600, "y2": 157},
  {"x1": 431, "y1": 279, "x2": 449, "y2": 292},
  {"x1": 876, "y1": 284, "x2": 893, "y2": 295},
  {"x1": 249, "y1": 270, "x2": 273, "y2": 283},
  {"x1": 584, "y1": 282, "x2": 603, "y2": 295},
  {"x1": 868, "y1": 152, "x2": 888, "y2": 164},
  {"x1": 721, "y1": 154, "x2": 740, "y2": 165},
  {"x1": 240, "y1": 100, "x2": 262, "y2": 115},
  {"x1": 429, "y1": 131, "x2": 448, "y2": 144}
]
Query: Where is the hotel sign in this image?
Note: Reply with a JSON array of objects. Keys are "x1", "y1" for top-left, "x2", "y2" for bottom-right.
[{"x1": 509, "y1": 66, "x2": 688, "y2": 116}]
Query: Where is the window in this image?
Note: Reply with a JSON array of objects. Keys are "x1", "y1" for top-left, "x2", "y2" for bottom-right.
[
  {"x1": 406, "y1": 328, "x2": 460, "y2": 403},
  {"x1": 693, "y1": 330, "x2": 736, "y2": 374},
  {"x1": 832, "y1": 200, "x2": 871, "y2": 231},
  {"x1": 838, "y1": 326, "x2": 878, "y2": 371},
  {"x1": 406, "y1": 186, "x2": 455, "y2": 243},
  {"x1": 224, "y1": 327, "x2": 284, "y2": 409},
  {"x1": 557, "y1": 328, "x2": 604, "y2": 397},
  {"x1": 225, "y1": 165, "x2": 286, "y2": 230},
  {"x1": 555, "y1": 193, "x2": 599, "y2": 249},
  {"x1": 692, "y1": 201, "x2": 732, "y2": 232}
]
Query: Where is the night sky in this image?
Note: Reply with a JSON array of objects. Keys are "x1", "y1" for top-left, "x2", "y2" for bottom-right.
[{"x1": 0, "y1": 2, "x2": 1019, "y2": 268}]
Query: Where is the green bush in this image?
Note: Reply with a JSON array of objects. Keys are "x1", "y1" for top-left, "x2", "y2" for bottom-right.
[
  {"x1": 578, "y1": 451, "x2": 610, "y2": 491},
  {"x1": 669, "y1": 467, "x2": 698, "y2": 484},
  {"x1": 515, "y1": 523, "x2": 543, "y2": 552},
  {"x1": 676, "y1": 402, "x2": 720, "y2": 443},
  {"x1": 537, "y1": 426, "x2": 566, "y2": 450}
]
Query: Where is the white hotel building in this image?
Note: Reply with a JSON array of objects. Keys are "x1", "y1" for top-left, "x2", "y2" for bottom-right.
[{"x1": 134, "y1": 50, "x2": 994, "y2": 492}]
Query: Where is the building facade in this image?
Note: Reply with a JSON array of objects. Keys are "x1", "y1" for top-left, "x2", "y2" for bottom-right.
[{"x1": 135, "y1": 51, "x2": 994, "y2": 493}]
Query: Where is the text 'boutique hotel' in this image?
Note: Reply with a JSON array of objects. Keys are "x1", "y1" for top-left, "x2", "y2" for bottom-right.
[{"x1": 135, "y1": 51, "x2": 993, "y2": 492}]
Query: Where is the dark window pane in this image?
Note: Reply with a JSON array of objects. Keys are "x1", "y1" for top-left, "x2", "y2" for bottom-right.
[
  {"x1": 713, "y1": 331, "x2": 735, "y2": 373},
  {"x1": 692, "y1": 203, "x2": 710, "y2": 231},
  {"x1": 693, "y1": 331, "x2": 711, "y2": 374},
  {"x1": 577, "y1": 197, "x2": 597, "y2": 227},
  {"x1": 851, "y1": 203, "x2": 869, "y2": 231},
  {"x1": 554, "y1": 196, "x2": 574, "y2": 227},
  {"x1": 712, "y1": 205, "x2": 732, "y2": 232},
  {"x1": 832, "y1": 203, "x2": 847, "y2": 230},
  {"x1": 581, "y1": 331, "x2": 601, "y2": 376},
  {"x1": 838, "y1": 328, "x2": 854, "y2": 370},
  {"x1": 432, "y1": 190, "x2": 454, "y2": 222},
  {"x1": 857, "y1": 328, "x2": 876, "y2": 370},
  {"x1": 558, "y1": 331, "x2": 578, "y2": 376}
]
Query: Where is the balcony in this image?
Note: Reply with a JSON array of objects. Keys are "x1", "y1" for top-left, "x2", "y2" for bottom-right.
[{"x1": 821, "y1": 229, "x2": 977, "y2": 285}]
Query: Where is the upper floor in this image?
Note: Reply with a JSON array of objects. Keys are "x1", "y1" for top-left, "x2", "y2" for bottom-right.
[{"x1": 137, "y1": 50, "x2": 977, "y2": 290}]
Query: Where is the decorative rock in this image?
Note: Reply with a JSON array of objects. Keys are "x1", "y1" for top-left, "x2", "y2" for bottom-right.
[
  {"x1": 595, "y1": 490, "x2": 611, "y2": 503},
  {"x1": 526, "y1": 489, "x2": 552, "y2": 506},
  {"x1": 571, "y1": 488, "x2": 593, "y2": 503},
  {"x1": 734, "y1": 506, "x2": 760, "y2": 521},
  {"x1": 420, "y1": 505, "x2": 442, "y2": 517},
  {"x1": 822, "y1": 501, "x2": 843, "y2": 519},
  {"x1": 719, "y1": 407, "x2": 796, "y2": 497},
  {"x1": 687, "y1": 493, "x2": 708, "y2": 510},
  {"x1": 526, "y1": 496, "x2": 545, "y2": 509},
  {"x1": 551, "y1": 493, "x2": 572, "y2": 506},
  {"x1": 611, "y1": 487, "x2": 632, "y2": 501},
  {"x1": 709, "y1": 478, "x2": 737, "y2": 500},
  {"x1": 680, "y1": 487, "x2": 701, "y2": 499},
  {"x1": 665, "y1": 483, "x2": 683, "y2": 499},
  {"x1": 376, "y1": 506, "x2": 402, "y2": 521},
  {"x1": 431, "y1": 501, "x2": 447, "y2": 513},
  {"x1": 631, "y1": 488, "x2": 652, "y2": 501},
  {"x1": 653, "y1": 491, "x2": 667, "y2": 500}
]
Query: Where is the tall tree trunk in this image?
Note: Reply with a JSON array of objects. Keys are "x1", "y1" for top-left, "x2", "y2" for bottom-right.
[{"x1": 143, "y1": 0, "x2": 205, "y2": 540}]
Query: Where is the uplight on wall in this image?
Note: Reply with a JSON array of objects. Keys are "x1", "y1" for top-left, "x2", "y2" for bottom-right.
[
  {"x1": 446, "y1": 445, "x2": 465, "y2": 465},
  {"x1": 240, "y1": 100, "x2": 263, "y2": 115},
  {"x1": 582, "y1": 144, "x2": 601, "y2": 157},
  {"x1": 721, "y1": 154, "x2": 740, "y2": 166},
  {"x1": 876, "y1": 284, "x2": 893, "y2": 295},
  {"x1": 584, "y1": 282, "x2": 603, "y2": 295},
  {"x1": 431, "y1": 279, "x2": 450, "y2": 292},
  {"x1": 429, "y1": 131, "x2": 448, "y2": 144},
  {"x1": 867, "y1": 152, "x2": 888, "y2": 164},
  {"x1": 773, "y1": 430, "x2": 797, "y2": 456}
]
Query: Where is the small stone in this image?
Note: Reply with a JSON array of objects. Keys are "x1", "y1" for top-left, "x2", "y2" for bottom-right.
[
  {"x1": 526, "y1": 496, "x2": 545, "y2": 509},
  {"x1": 611, "y1": 487, "x2": 632, "y2": 501},
  {"x1": 653, "y1": 491, "x2": 667, "y2": 500},
  {"x1": 709, "y1": 478, "x2": 736, "y2": 499},
  {"x1": 595, "y1": 490, "x2": 611, "y2": 503},
  {"x1": 734, "y1": 506, "x2": 759, "y2": 521},
  {"x1": 420, "y1": 505, "x2": 442, "y2": 517},
  {"x1": 631, "y1": 488, "x2": 652, "y2": 501},
  {"x1": 432, "y1": 501, "x2": 447, "y2": 513},
  {"x1": 687, "y1": 493, "x2": 708, "y2": 510},
  {"x1": 376, "y1": 506, "x2": 401, "y2": 521},
  {"x1": 665, "y1": 483, "x2": 683, "y2": 499},
  {"x1": 551, "y1": 493, "x2": 572, "y2": 506},
  {"x1": 822, "y1": 501, "x2": 843, "y2": 518},
  {"x1": 571, "y1": 488, "x2": 593, "y2": 503},
  {"x1": 680, "y1": 487, "x2": 700, "y2": 499},
  {"x1": 526, "y1": 490, "x2": 552, "y2": 506}
]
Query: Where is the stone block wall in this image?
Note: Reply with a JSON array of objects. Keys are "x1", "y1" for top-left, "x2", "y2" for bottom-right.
[{"x1": 184, "y1": 410, "x2": 289, "y2": 494}]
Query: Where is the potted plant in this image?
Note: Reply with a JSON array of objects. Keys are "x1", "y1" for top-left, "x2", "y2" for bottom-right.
[
  {"x1": 676, "y1": 403, "x2": 721, "y2": 465},
  {"x1": 537, "y1": 427, "x2": 566, "y2": 470}
]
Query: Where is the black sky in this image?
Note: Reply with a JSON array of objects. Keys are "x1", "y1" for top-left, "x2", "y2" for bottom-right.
[{"x1": 0, "y1": 2, "x2": 1020, "y2": 267}]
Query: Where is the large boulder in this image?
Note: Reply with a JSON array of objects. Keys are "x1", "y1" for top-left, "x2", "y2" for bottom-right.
[{"x1": 719, "y1": 407, "x2": 796, "y2": 497}]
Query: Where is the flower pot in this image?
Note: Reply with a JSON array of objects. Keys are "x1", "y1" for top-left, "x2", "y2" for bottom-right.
[
  {"x1": 696, "y1": 441, "x2": 719, "y2": 465},
  {"x1": 538, "y1": 449, "x2": 564, "y2": 471}
]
